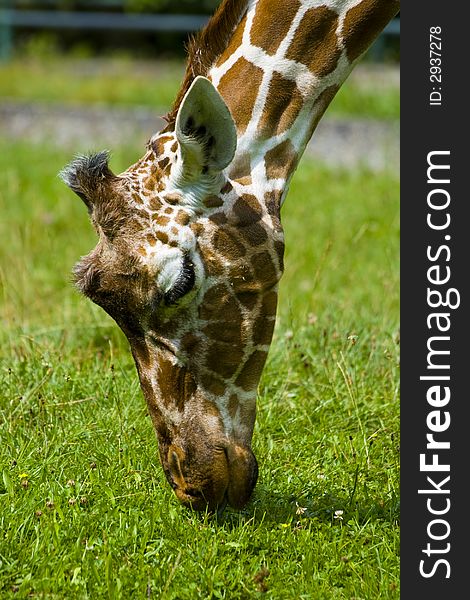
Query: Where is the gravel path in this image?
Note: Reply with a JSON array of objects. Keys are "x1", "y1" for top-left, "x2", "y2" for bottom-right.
[{"x1": 0, "y1": 101, "x2": 398, "y2": 172}]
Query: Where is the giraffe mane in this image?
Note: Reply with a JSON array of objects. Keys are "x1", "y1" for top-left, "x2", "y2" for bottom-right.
[{"x1": 164, "y1": 0, "x2": 249, "y2": 129}]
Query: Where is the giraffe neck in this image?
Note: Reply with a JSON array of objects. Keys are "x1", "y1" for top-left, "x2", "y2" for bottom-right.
[{"x1": 208, "y1": 0, "x2": 399, "y2": 193}]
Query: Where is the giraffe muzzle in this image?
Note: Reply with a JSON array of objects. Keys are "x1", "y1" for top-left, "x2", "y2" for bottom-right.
[{"x1": 166, "y1": 442, "x2": 258, "y2": 512}]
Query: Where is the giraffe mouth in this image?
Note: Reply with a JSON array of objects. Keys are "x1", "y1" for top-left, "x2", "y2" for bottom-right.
[
  {"x1": 173, "y1": 486, "x2": 228, "y2": 513},
  {"x1": 145, "y1": 332, "x2": 177, "y2": 356},
  {"x1": 165, "y1": 442, "x2": 258, "y2": 512}
]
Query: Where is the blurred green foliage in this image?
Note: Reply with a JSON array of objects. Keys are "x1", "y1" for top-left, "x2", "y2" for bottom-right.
[
  {"x1": 0, "y1": 55, "x2": 399, "y2": 119},
  {"x1": 11, "y1": 0, "x2": 219, "y2": 13},
  {"x1": 5, "y1": 2, "x2": 398, "y2": 61},
  {"x1": 7, "y1": 0, "x2": 221, "y2": 58},
  {"x1": 124, "y1": 0, "x2": 220, "y2": 13}
]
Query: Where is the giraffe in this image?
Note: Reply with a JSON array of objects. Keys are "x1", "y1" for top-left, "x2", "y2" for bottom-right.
[{"x1": 61, "y1": 0, "x2": 400, "y2": 512}]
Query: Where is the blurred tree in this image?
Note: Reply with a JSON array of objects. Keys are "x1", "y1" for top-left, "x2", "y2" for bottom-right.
[
  {"x1": 7, "y1": 0, "x2": 219, "y2": 57},
  {"x1": 11, "y1": 0, "x2": 219, "y2": 13},
  {"x1": 124, "y1": 0, "x2": 219, "y2": 13}
]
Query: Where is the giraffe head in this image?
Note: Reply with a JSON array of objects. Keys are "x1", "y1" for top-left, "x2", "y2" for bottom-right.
[{"x1": 62, "y1": 77, "x2": 283, "y2": 511}]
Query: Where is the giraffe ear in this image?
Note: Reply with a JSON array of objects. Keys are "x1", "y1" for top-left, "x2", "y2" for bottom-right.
[{"x1": 174, "y1": 76, "x2": 237, "y2": 181}]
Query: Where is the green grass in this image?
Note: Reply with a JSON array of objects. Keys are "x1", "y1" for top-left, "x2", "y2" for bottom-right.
[
  {"x1": 0, "y1": 139, "x2": 399, "y2": 598},
  {"x1": 0, "y1": 58, "x2": 182, "y2": 112},
  {"x1": 0, "y1": 57, "x2": 399, "y2": 119}
]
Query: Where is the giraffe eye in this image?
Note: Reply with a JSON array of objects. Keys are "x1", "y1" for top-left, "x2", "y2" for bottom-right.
[{"x1": 163, "y1": 255, "x2": 196, "y2": 306}]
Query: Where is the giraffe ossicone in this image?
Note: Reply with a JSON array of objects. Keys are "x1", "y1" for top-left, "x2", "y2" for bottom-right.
[{"x1": 62, "y1": 0, "x2": 399, "y2": 512}]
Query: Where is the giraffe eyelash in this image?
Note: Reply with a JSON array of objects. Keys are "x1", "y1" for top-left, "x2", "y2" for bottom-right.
[{"x1": 163, "y1": 254, "x2": 196, "y2": 306}]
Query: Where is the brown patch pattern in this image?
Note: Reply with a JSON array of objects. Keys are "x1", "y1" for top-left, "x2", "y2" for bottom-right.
[
  {"x1": 258, "y1": 73, "x2": 304, "y2": 138},
  {"x1": 149, "y1": 197, "x2": 162, "y2": 211},
  {"x1": 252, "y1": 314, "x2": 276, "y2": 346},
  {"x1": 198, "y1": 243, "x2": 226, "y2": 276},
  {"x1": 212, "y1": 227, "x2": 246, "y2": 261},
  {"x1": 264, "y1": 190, "x2": 283, "y2": 223},
  {"x1": 221, "y1": 181, "x2": 233, "y2": 194},
  {"x1": 228, "y1": 394, "x2": 239, "y2": 419},
  {"x1": 218, "y1": 57, "x2": 264, "y2": 134},
  {"x1": 199, "y1": 284, "x2": 231, "y2": 319},
  {"x1": 265, "y1": 140, "x2": 298, "y2": 180},
  {"x1": 204, "y1": 195, "x2": 224, "y2": 209},
  {"x1": 152, "y1": 135, "x2": 174, "y2": 156},
  {"x1": 306, "y1": 84, "x2": 340, "y2": 141},
  {"x1": 274, "y1": 240, "x2": 285, "y2": 272},
  {"x1": 251, "y1": 251, "x2": 279, "y2": 288},
  {"x1": 250, "y1": 0, "x2": 301, "y2": 55},
  {"x1": 157, "y1": 358, "x2": 197, "y2": 411},
  {"x1": 238, "y1": 222, "x2": 268, "y2": 247},
  {"x1": 206, "y1": 342, "x2": 244, "y2": 379},
  {"x1": 236, "y1": 291, "x2": 260, "y2": 311},
  {"x1": 286, "y1": 6, "x2": 341, "y2": 77},
  {"x1": 175, "y1": 210, "x2": 190, "y2": 226},
  {"x1": 181, "y1": 332, "x2": 202, "y2": 354},
  {"x1": 209, "y1": 212, "x2": 228, "y2": 226},
  {"x1": 235, "y1": 350, "x2": 268, "y2": 391},
  {"x1": 164, "y1": 193, "x2": 183, "y2": 205},
  {"x1": 229, "y1": 153, "x2": 252, "y2": 184},
  {"x1": 233, "y1": 194, "x2": 263, "y2": 225},
  {"x1": 152, "y1": 215, "x2": 170, "y2": 227},
  {"x1": 155, "y1": 231, "x2": 169, "y2": 245},
  {"x1": 203, "y1": 320, "x2": 242, "y2": 345},
  {"x1": 201, "y1": 372, "x2": 227, "y2": 396},
  {"x1": 342, "y1": 0, "x2": 400, "y2": 62},
  {"x1": 261, "y1": 290, "x2": 278, "y2": 317},
  {"x1": 229, "y1": 263, "x2": 256, "y2": 292},
  {"x1": 215, "y1": 10, "x2": 248, "y2": 67},
  {"x1": 166, "y1": 0, "x2": 250, "y2": 127}
]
